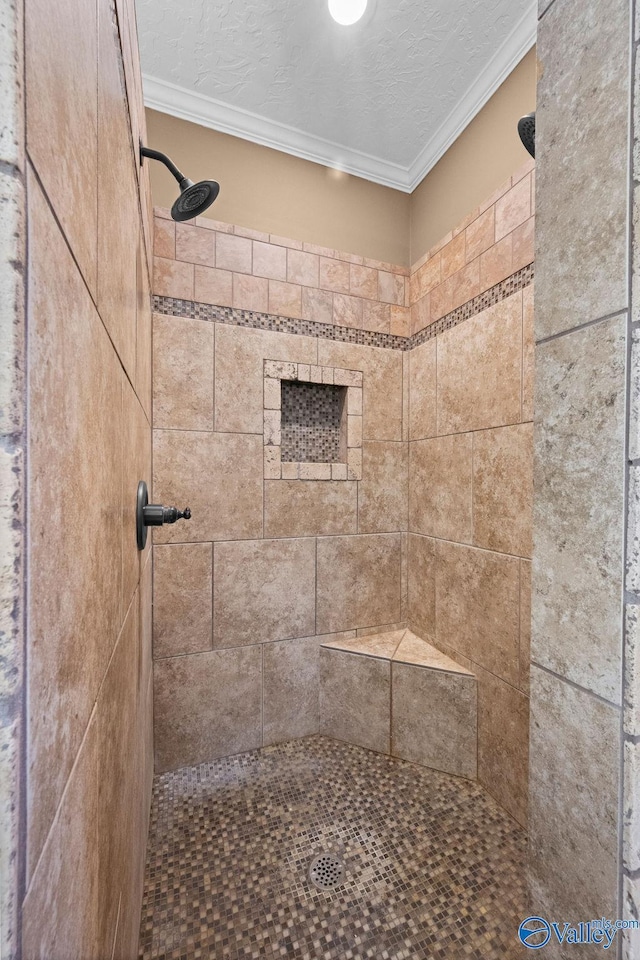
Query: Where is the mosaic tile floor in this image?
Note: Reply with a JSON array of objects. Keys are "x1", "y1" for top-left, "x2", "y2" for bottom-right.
[{"x1": 138, "y1": 736, "x2": 529, "y2": 960}]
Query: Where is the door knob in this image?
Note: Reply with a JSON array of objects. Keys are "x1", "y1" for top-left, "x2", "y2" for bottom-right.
[{"x1": 136, "y1": 481, "x2": 191, "y2": 550}]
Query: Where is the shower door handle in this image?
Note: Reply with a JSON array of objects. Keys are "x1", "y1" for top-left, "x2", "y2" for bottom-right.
[{"x1": 136, "y1": 481, "x2": 191, "y2": 550}]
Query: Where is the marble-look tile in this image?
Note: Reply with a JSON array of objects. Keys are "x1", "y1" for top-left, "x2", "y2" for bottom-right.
[
  {"x1": 153, "y1": 217, "x2": 175, "y2": 259},
  {"x1": 519, "y1": 560, "x2": 531, "y2": 695},
  {"x1": 122, "y1": 376, "x2": 150, "y2": 617},
  {"x1": 263, "y1": 633, "x2": 355, "y2": 746},
  {"x1": 361, "y1": 301, "x2": 390, "y2": 333},
  {"x1": 288, "y1": 249, "x2": 319, "y2": 287},
  {"x1": 154, "y1": 647, "x2": 262, "y2": 772},
  {"x1": 533, "y1": 315, "x2": 626, "y2": 703},
  {"x1": 213, "y1": 538, "x2": 316, "y2": 647},
  {"x1": 153, "y1": 544, "x2": 212, "y2": 658},
  {"x1": 318, "y1": 340, "x2": 403, "y2": 441},
  {"x1": 96, "y1": 592, "x2": 139, "y2": 957},
  {"x1": 22, "y1": 712, "x2": 99, "y2": 960},
  {"x1": 333, "y1": 293, "x2": 363, "y2": 329},
  {"x1": 495, "y1": 177, "x2": 531, "y2": 242},
  {"x1": 437, "y1": 293, "x2": 522, "y2": 435},
  {"x1": 472, "y1": 424, "x2": 533, "y2": 557},
  {"x1": 409, "y1": 434, "x2": 473, "y2": 543},
  {"x1": 393, "y1": 631, "x2": 472, "y2": 674},
  {"x1": 625, "y1": 739, "x2": 640, "y2": 873},
  {"x1": 536, "y1": 0, "x2": 628, "y2": 337},
  {"x1": 97, "y1": 0, "x2": 137, "y2": 379},
  {"x1": 319, "y1": 256, "x2": 350, "y2": 294},
  {"x1": 450, "y1": 258, "x2": 480, "y2": 310},
  {"x1": 436, "y1": 541, "x2": 520, "y2": 686},
  {"x1": 193, "y1": 265, "x2": 233, "y2": 307},
  {"x1": 529, "y1": 666, "x2": 620, "y2": 924},
  {"x1": 440, "y1": 234, "x2": 466, "y2": 282},
  {"x1": 152, "y1": 315, "x2": 214, "y2": 430},
  {"x1": 153, "y1": 256, "x2": 194, "y2": 300},
  {"x1": 479, "y1": 235, "x2": 513, "y2": 291},
  {"x1": 27, "y1": 177, "x2": 122, "y2": 880},
  {"x1": 407, "y1": 534, "x2": 437, "y2": 641},
  {"x1": 522, "y1": 281, "x2": 534, "y2": 422},
  {"x1": 316, "y1": 534, "x2": 402, "y2": 634},
  {"x1": 465, "y1": 208, "x2": 495, "y2": 262},
  {"x1": 392, "y1": 663, "x2": 477, "y2": 779},
  {"x1": 214, "y1": 324, "x2": 316, "y2": 433},
  {"x1": 175, "y1": 224, "x2": 214, "y2": 266},
  {"x1": 268, "y1": 280, "x2": 303, "y2": 319},
  {"x1": 358, "y1": 441, "x2": 408, "y2": 534},
  {"x1": 153, "y1": 431, "x2": 263, "y2": 543},
  {"x1": 321, "y1": 629, "x2": 405, "y2": 660},
  {"x1": 26, "y1": 0, "x2": 98, "y2": 294},
  {"x1": 409, "y1": 339, "x2": 437, "y2": 441},
  {"x1": 232, "y1": 273, "x2": 269, "y2": 312},
  {"x1": 301, "y1": 287, "x2": 333, "y2": 325},
  {"x1": 320, "y1": 648, "x2": 390, "y2": 754},
  {"x1": 378, "y1": 271, "x2": 405, "y2": 306},
  {"x1": 136, "y1": 238, "x2": 152, "y2": 421},
  {"x1": 512, "y1": 217, "x2": 535, "y2": 273},
  {"x1": 476, "y1": 666, "x2": 528, "y2": 827},
  {"x1": 264, "y1": 479, "x2": 357, "y2": 537},
  {"x1": 215, "y1": 232, "x2": 252, "y2": 274},
  {"x1": 349, "y1": 264, "x2": 378, "y2": 300},
  {"x1": 252, "y1": 240, "x2": 286, "y2": 281}
]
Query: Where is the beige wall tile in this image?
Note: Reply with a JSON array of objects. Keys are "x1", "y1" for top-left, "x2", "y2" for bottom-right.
[
  {"x1": 153, "y1": 544, "x2": 212, "y2": 658},
  {"x1": 136, "y1": 239, "x2": 153, "y2": 421},
  {"x1": 302, "y1": 287, "x2": 333, "y2": 324},
  {"x1": 349, "y1": 264, "x2": 378, "y2": 299},
  {"x1": 232, "y1": 272, "x2": 269, "y2": 312},
  {"x1": 22, "y1": 712, "x2": 99, "y2": 960},
  {"x1": 529, "y1": 666, "x2": 620, "y2": 923},
  {"x1": 390, "y1": 305, "x2": 410, "y2": 338},
  {"x1": 411, "y1": 254, "x2": 441, "y2": 304},
  {"x1": 437, "y1": 294, "x2": 522, "y2": 435},
  {"x1": 320, "y1": 648, "x2": 390, "y2": 754},
  {"x1": 214, "y1": 324, "x2": 316, "y2": 433},
  {"x1": 472, "y1": 424, "x2": 533, "y2": 557},
  {"x1": 264, "y1": 479, "x2": 357, "y2": 537},
  {"x1": 268, "y1": 279, "x2": 303, "y2": 319},
  {"x1": 26, "y1": 0, "x2": 98, "y2": 294},
  {"x1": 27, "y1": 179, "x2": 123, "y2": 879},
  {"x1": 319, "y1": 256, "x2": 350, "y2": 294},
  {"x1": 122, "y1": 377, "x2": 150, "y2": 617},
  {"x1": 533, "y1": 316, "x2": 626, "y2": 703},
  {"x1": 213, "y1": 538, "x2": 316, "y2": 647},
  {"x1": 287, "y1": 248, "x2": 319, "y2": 287},
  {"x1": 392, "y1": 664, "x2": 477, "y2": 779},
  {"x1": 252, "y1": 240, "x2": 286, "y2": 281},
  {"x1": 495, "y1": 176, "x2": 531, "y2": 242},
  {"x1": 333, "y1": 293, "x2": 363, "y2": 329},
  {"x1": 263, "y1": 633, "x2": 356, "y2": 746},
  {"x1": 378, "y1": 271, "x2": 405, "y2": 305},
  {"x1": 358, "y1": 441, "x2": 408, "y2": 534},
  {"x1": 152, "y1": 315, "x2": 214, "y2": 430},
  {"x1": 479, "y1": 235, "x2": 513, "y2": 290},
  {"x1": 522, "y1": 282, "x2": 534, "y2": 422},
  {"x1": 154, "y1": 646, "x2": 262, "y2": 771},
  {"x1": 409, "y1": 434, "x2": 473, "y2": 543},
  {"x1": 153, "y1": 430, "x2": 263, "y2": 543},
  {"x1": 512, "y1": 217, "x2": 535, "y2": 272},
  {"x1": 436, "y1": 541, "x2": 520, "y2": 686},
  {"x1": 318, "y1": 340, "x2": 403, "y2": 441},
  {"x1": 440, "y1": 233, "x2": 466, "y2": 282},
  {"x1": 215, "y1": 232, "x2": 252, "y2": 274},
  {"x1": 409, "y1": 339, "x2": 437, "y2": 440},
  {"x1": 175, "y1": 223, "x2": 215, "y2": 266},
  {"x1": 153, "y1": 256, "x2": 194, "y2": 300},
  {"x1": 476, "y1": 666, "x2": 528, "y2": 826},
  {"x1": 536, "y1": 0, "x2": 628, "y2": 337},
  {"x1": 465, "y1": 208, "x2": 495, "y2": 262},
  {"x1": 429, "y1": 278, "x2": 453, "y2": 321},
  {"x1": 408, "y1": 534, "x2": 436, "y2": 641},
  {"x1": 520, "y1": 560, "x2": 531, "y2": 695},
  {"x1": 194, "y1": 265, "x2": 233, "y2": 307},
  {"x1": 153, "y1": 216, "x2": 175, "y2": 259},
  {"x1": 316, "y1": 534, "x2": 402, "y2": 634},
  {"x1": 362, "y1": 301, "x2": 390, "y2": 333}
]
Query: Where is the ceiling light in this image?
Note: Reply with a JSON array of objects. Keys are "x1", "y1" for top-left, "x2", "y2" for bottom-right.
[{"x1": 328, "y1": 0, "x2": 368, "y2": 26}]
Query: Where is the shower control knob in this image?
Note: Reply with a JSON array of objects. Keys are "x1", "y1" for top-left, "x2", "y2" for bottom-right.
[{"x1": 136, "y1": 481, "x2": 192, "y2": 550}]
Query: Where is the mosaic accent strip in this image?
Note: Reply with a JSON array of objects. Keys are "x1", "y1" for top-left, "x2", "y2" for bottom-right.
[
  {"x1": 263, "y1": 361, "x2": 363, "y2": 481},
  {"x1": 138, "y1": 736, "x2": 528, "y2": 960},
  {"x1": 152, "y1": 261, "x2": 534, "y2": 353}
]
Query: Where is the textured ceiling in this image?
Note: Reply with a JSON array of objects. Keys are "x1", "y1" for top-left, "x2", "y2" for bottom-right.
[{"x1": 136, "y1": 0, "x2": 536, "y2": 190}]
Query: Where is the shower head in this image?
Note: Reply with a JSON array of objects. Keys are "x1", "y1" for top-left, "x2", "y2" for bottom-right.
[
  {"x1": 517, "y1": 112, "x2": 536, "y2": 159},
  {"x1": 139, "y1": 144, "x2": 220, "y2": 221},
  {"x1": 171, "y1": 178, "x2": 220, "y2": 222}
]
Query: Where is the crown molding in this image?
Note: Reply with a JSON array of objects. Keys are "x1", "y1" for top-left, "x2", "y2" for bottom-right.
[{"x1": 142, "y1": 1, "x2": 537, "y2": 194}]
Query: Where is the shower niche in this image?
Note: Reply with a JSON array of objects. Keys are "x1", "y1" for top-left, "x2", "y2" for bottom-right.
[{"x1": 263, "y1": 359, "x2": 363, "y2": 480}]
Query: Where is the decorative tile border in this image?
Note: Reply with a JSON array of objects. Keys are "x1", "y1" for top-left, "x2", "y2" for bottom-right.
[
  {"x1": 152, "y1": 261, "x2": 534, "y2": 353},
  {"x1": 263, "y1": 360, "x2": 363, "y2": 481}
]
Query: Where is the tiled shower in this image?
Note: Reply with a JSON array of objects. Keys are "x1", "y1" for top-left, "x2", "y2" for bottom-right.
[{"x1": 3, "y1": 0, "x2": 640, "y2": 956}]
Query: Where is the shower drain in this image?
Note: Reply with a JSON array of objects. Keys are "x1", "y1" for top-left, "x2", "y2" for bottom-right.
[{"x1": 309, "y1": 853, "x2": 345, "y2": 890}]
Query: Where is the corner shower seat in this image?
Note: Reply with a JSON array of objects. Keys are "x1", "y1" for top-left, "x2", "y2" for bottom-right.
[{"x1": 319, "y1": 629, "x2": 477, "y2": 780}]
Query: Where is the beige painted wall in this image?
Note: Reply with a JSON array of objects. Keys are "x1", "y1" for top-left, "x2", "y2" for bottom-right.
[
  {"x1": 410, "y1": 49, "x2": 537, "y2": 263},
  {"x1": 146, "y1": 110, "x2": 411, "y2": 265}
]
